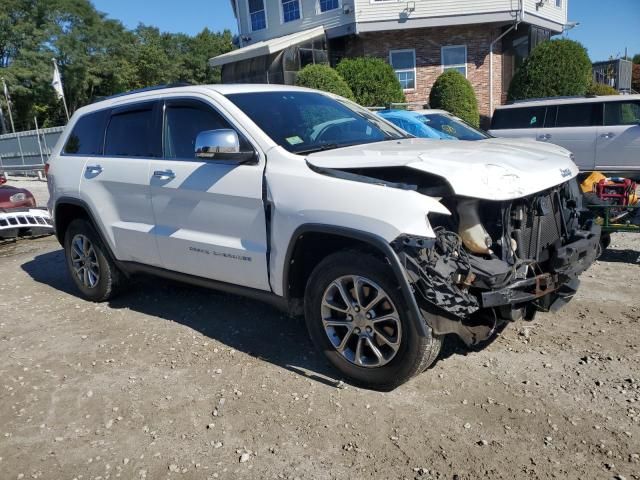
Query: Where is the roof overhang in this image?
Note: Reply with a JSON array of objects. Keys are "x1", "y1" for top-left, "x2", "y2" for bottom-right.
[{"x1": 209, "y1": 26, "x2": 326, "y2": 68}]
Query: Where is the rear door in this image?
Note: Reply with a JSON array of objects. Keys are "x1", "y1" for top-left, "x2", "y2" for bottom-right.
[
  {"x1": 596, "y1": 99, "x2": 640, "y2": 173},
  {"x1": 148, "y1": 96, "x2": 270, "y2": 290},
  {"x1": 536, "y1": 102, "x2": 601, "y2": 171},
  {"x1": 489, "y1": 105, "x2": 546, "y2": 140},
  {"x1": 78, "y1": 101, "x2": 163, "y2": 266}
]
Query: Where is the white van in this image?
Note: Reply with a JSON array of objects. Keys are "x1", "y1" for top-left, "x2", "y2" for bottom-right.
[{"x1": 489, "y1": 95, "x2": 640, "y2": 178}]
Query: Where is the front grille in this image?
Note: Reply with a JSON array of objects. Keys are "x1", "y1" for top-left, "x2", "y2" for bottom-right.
[{"x1": 513, "y1": 191, "x2": 564, "y2": 262}]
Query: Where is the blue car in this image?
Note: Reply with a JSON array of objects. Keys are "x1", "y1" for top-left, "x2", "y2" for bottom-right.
[{"x1": 377, "y1": 109, "x2": 489, "y2": 141}]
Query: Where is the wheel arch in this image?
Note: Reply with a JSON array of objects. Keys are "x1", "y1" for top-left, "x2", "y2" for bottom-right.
[
  {"x1": 282, "y1": 224, "x2": 430, "y2": 337},
  {"x1": 53, "y1": 197, "x2": 116, "y2": 260}
]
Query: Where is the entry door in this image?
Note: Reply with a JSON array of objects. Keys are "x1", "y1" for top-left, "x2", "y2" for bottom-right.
[
  {"x1": 536, "y1": 103, "x2": 600, "y2": 171},
  {"x1": 79, "y1": 102, "x2": 163, "y2": 266},
  {"x1": 596, "y1": 100, "x2": 640, "y2": 172},
  {"x1": 148, "y1": 98, "x2": 270, "y2": 291}
]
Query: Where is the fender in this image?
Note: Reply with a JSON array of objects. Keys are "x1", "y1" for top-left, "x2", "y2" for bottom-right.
[{"x1": 282, "y1": 224, "x2": 431, "y2": 337}]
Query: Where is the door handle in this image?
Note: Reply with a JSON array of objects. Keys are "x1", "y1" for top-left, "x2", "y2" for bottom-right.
[
  {"x1": 600, "y1": 132, "x2": 616, "y2": 139},
  {"x1": 85, "y1": 164, "x2": 103, "y2": 175},
  {"x1": 153, "y1": 169, "x2": 176, "y2": 180},
  {"x1": 538, "y1": 134, "x2": 552, "y2": 140}
]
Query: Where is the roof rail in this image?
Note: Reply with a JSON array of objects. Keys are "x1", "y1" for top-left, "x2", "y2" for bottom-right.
[
  {"x1": 506, "y1": 95, "x2": 590, "y2": 105},
  {"x1": 92, "y1": 83, "x2": 193, "y2": 104}
]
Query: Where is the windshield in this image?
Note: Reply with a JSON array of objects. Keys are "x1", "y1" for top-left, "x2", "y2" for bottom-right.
[
  {"x1": 417, "y1": 113, "x2": 489, "y2": 141},
  {"x1": 226, "y1": 91, "x2": 408, "y2": 154},
  {"x1": 379, "y1": 112, "x2": 455, "y2": 140}
]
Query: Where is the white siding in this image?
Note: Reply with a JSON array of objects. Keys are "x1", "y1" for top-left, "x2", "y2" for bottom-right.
[
  {"x1": 354, "y1": 0, "x2": 516, "y2": 23},
  {"x1": 353, "y1": 0, "x2": 567, "y2": 30},
  {"x1": 236, "y1": 0, "x2": 355, "y2": 44}
]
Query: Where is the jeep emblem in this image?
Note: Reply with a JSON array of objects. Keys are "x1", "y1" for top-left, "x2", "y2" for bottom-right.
[{"x1": 560, "y1": 168, "x2": 572, "y2": 178}]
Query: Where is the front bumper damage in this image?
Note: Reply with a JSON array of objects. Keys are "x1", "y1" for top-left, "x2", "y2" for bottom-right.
[
  {"x1": 392, "y1": 184, "x2": 600, "y2": 346},
  {"x1": 0, "y1": 207, "x2": 54, "y2": 239}
]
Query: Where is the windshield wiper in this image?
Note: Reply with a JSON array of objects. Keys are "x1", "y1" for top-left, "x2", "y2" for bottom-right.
[{"x1": 294, "y1": 143, "x2": 341, "y2": 155}]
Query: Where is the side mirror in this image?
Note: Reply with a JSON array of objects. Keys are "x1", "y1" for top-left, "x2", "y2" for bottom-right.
[{"x1": 195, "y1": 129, "x2": 256, "y2": 163}]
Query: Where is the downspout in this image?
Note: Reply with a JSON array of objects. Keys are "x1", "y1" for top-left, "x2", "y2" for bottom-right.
[{"x1": 489, "y1": 0, "x2": 524, "y2": 119}]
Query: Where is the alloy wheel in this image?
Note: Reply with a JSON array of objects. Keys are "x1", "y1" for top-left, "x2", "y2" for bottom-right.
[
  {"x1": 70, "y1": 234, "x2": 100, "y2": 288},
  {"x1": 321, "y1": 275, "x2": 402, "y2": 368}
]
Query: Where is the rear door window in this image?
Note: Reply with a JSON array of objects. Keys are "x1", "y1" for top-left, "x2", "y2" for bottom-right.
[
  {"x1": 63, "y1": 109, "x2": 109, "y2": 155},
  {"x1": 104, "y1": 102, "x2": 161, "y2": 158},
  {"x1": 555, "y1": 103, "x2": 601, "y2": 127},
  {"x1": 604, "y1": 101, "x2": 640, "y2": 126},
  {"x1": 491, "y1": 106, "x2": 546, "y2": 129}
]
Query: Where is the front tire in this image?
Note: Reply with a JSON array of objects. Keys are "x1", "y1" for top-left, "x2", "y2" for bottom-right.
[
  {"x1": 64, "y1": 219, "x2": 121, "y2": 302},
  {"x1": 304, "y1": 251, "x2": 442, "y2": 391}
]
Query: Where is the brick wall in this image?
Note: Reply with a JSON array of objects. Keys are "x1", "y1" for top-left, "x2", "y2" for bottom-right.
[{"x1": 347, "y1": 24, "x2": 504, "y2": 123}]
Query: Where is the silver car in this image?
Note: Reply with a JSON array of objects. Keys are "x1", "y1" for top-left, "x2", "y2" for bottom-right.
[{"x1": 489, "y1": 95, "x2": 640, "y2": 179}]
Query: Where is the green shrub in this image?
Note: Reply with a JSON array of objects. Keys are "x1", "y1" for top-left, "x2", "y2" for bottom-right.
[
  {"x1": 586, "y1": 82, "x2": 619, "y2": 96},
  {"x1": 508, "y1": 39, "x2": 592, "y2": 101},
  {"x1": 336, "y1": 57, "x2": 405, "y2": 107},
  {"x1": 429, "y1": 70, "x2": 480, "y2": 127},
  {"x1": 295, "y1": 64, "x2": 354, "y2": 100}
]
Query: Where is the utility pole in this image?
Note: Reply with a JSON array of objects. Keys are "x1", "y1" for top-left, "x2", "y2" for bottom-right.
[{"x1": 1, "y1": 77, "x2": 25, "y2": 166}]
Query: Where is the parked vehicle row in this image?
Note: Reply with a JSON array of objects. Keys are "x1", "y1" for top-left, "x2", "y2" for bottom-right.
[{"x1": 47, "y1": 84, "x2": 600, "y2": 389}]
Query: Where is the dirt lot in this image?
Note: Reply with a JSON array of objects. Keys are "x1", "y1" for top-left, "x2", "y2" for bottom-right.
[{"x1": 0, "y1": 180, "x2": 639, "y2": 479}]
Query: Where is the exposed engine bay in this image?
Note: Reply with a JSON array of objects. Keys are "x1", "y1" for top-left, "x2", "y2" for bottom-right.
[{"x1": 314, "y1": 164, "x2": 601, "y2": 346}]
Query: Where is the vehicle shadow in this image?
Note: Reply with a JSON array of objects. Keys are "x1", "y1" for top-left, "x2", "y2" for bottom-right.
[
  {"x1": 598, "y1": 248, "x2": 640, "y2": 264},
  {"x1": 21, "y1": 249, "x2": 340, "y2": 388},
  {"x1": 22, "y1": 249, "x2": 499, "y2": 388}
]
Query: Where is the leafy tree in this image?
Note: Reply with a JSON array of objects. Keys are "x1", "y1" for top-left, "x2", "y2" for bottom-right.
[
  {"x1": 0, "y1": 0, "x2": 233, "y2": 130},
  {"x1": 508, "y1": 39, "x2": 592, "y2": 101},
  {"x1": 633, "y1": 64, "x2": 640, "y2": 93},
  {"x1": 632, "y1": 54, "x2": 640, "y2": 65},
  {"x1": 295, "y1": 64, "x2": 354, "y2": 99},
  {"x1": 429, "y1": 70, "x2": 480, "y2": 127},
  {"x1": 586, "y1": 82, "x2": 619, "y2": 96},
  {"x1": 336, "y1": 57, "x2": 404, "y2": 107}
]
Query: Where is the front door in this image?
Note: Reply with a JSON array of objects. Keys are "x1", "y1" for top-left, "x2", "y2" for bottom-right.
[
  {"x1": 148, "y1": 97, "x2": 270, "y2": 291},
  {"x1": 596, "y1": 99, "x2": 640, "y2": 173}
]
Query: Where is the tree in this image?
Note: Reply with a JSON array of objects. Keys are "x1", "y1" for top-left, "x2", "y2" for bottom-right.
[
  {"x1": 295, "y1": 64, "x2": 354, "y2": 99},
  {"x1": 633, "y1": 64, "x2": 640, "y2": 93},
  {"x1": 586, "y1": 82, "x2": 619, "y2": 96},
  {"x1": 336, "y1": 57, "x2": 404, "y2": 106},
  {"x1": 0, "y1": 0, "x2": 234, "y2": 130},
  {"x1": 429, "y1": 70, "x2": 480, "y2": 127},
  {"x1": 632, "y1": 54, "x2": 640, "y2": 65},
  {"x1": 508, "y1": 39, "x2": 592, "y2": 101}
]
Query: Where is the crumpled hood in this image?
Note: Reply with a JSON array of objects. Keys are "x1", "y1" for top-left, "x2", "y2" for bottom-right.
[{"x1": 307, "y1": 137, "x2": 579, "y2": 200}]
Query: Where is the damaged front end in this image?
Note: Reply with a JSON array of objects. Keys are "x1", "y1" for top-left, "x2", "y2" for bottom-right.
[{"x1": 393, "y1": 179, "x2": 600, "y2": 346}]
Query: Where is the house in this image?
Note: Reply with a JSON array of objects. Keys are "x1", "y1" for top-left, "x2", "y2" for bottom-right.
[{"x1": 210, "y1": 1, "x2": 570, "y2": 119}]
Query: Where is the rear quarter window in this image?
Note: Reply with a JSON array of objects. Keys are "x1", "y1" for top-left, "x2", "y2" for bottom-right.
[
  {"x1": 63, "y1": 110, "x2": 109, "y2": 155},
  {"x1": 491, "y1": 106, "x2": 546, "y2": 130}
]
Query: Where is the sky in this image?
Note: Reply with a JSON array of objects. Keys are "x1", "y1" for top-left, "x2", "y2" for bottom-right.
[{"x1": 91, "y1": 0, "x2": 640, "y2": 61}]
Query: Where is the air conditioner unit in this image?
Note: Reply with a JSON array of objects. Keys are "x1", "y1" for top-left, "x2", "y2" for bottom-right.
[{"x1": 343, "y1": 4, "x2": 352, "y2": 14}]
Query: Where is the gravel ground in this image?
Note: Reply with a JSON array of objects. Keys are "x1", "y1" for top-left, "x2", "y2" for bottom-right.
[{"x1": 0, "y1": 181, "x2": 639, "y2": 479}]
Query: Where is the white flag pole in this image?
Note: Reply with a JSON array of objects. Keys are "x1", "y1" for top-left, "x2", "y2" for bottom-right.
[
  {"x1": 1, "y1": 77, "x2": 25, "y2": 166},
  {"x1": 52, "y1": 58, "x2": 70, "y2": 121}
]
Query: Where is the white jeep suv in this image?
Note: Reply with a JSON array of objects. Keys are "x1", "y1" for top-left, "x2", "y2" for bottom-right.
[{"x1": 48, "y1": 85, "x2": 600, "y2": 390}]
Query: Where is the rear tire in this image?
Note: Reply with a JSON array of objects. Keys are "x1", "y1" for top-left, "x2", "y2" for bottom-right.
[
  {"x1": 304, "y1": 251, "x2": 442, "y2": 391},
  {"x1": 64, "y1": 219, "x2": 121, "y2": 302}
]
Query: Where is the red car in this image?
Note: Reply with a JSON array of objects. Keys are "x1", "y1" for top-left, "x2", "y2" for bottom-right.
[
  {"x1": 0, "y1": 183, "x2": 53, "y2": 239},
  {"x1": 0, "y1": 185, "x2": 37, "y2": 209}
]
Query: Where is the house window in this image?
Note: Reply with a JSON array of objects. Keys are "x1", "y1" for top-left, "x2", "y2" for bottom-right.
[
  {"x1": 282, "y1": 0, "x2": 301, "y2": 23},
  {"x1": 442, "y1": 45, "x2": 467, "y2": 77},
  {"x1": 248, "y1": 0, "x2": 266, "y2": 31},
  {"x1": 389, "y1": 49, "x2": 416, "y2": 91},
  {"x1": 555, "y1": 0, "x2": 562, "y2": 7},
  {"x1": 318, "y1": 0, "x2": 340, "y2": 13}
]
